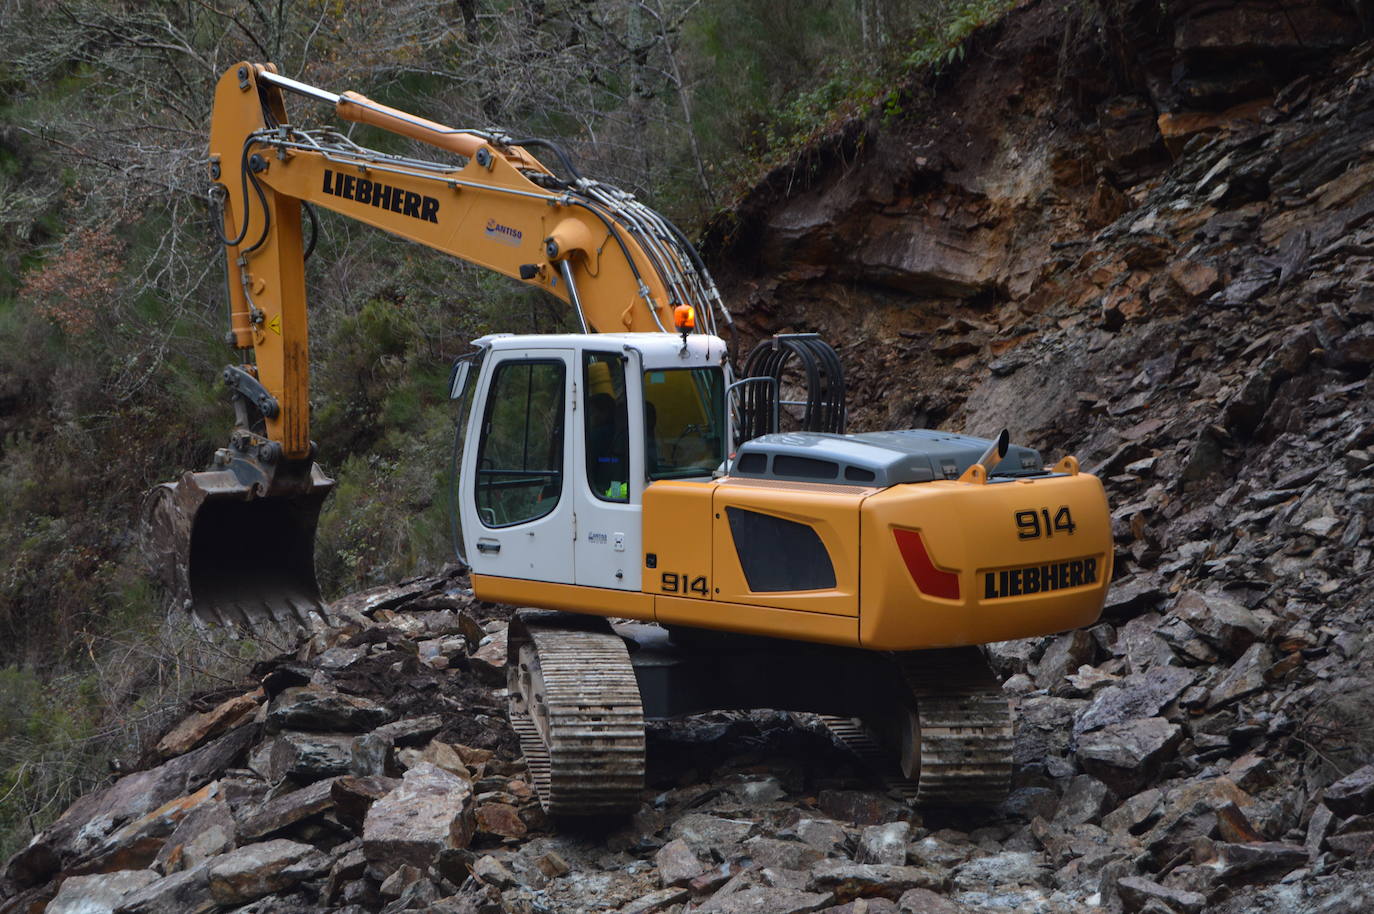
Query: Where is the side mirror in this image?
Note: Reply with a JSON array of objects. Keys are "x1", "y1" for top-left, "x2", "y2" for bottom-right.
[{"x1": 449, "y1": 359, "x2": 472, "y2": 401}]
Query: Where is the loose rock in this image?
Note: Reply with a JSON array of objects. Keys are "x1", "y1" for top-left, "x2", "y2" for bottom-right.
[
  {"x1": 655, "y1": 837, "x2": 705, "y2": 887},
  {"x1": 362, "y1": 761, "x2": 475, "y2": 876},
  {"x1": 1077, "y1": 716, "x2": 1183, "y2": 796},
  {"x1": 206, "y1": 838, "x2": 331, "y2": 905},
  {"x1": 47, "y1": 870, "x2": 160, "y2": 914}
]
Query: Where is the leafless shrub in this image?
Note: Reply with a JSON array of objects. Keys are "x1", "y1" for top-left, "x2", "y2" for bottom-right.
[{"x1": 0, "y1": 611, "x2": 279, "y2": 860}]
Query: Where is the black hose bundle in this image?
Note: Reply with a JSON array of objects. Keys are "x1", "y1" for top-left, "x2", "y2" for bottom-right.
[{"x1": 737, "y1": 334, "x2": 846, "y2": 445}]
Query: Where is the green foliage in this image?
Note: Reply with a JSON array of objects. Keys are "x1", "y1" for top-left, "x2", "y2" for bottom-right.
[
  {"x1": 899, "y1": 0, "x2": 1018, "y2": 73},
  {"x1": 679, "y1": 0, "x2": 1020, "y2": 191},
  {"x1": 314, "y1": 391, "x2": 458, "y2": 596},
  {"x1": 0, "y1": 618, "x2": 278, "y2": 861},
  {"x1": 0, "y1": 661, "x2": 103, "y2": 859}
]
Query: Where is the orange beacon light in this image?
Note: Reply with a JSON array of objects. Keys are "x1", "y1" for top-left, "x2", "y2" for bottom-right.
[{"x1": 673, "y1": 304, "x2": 695, "y2": 344}]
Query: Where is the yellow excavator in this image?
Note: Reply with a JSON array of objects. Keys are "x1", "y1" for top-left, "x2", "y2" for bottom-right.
[{"x1": 144, "y1": 63, "x2": 1113, "y2": 814}]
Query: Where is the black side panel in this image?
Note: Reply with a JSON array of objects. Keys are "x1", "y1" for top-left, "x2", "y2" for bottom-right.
[{"x1": 726, "y1": 507, "x2": 836, "y2": 592}]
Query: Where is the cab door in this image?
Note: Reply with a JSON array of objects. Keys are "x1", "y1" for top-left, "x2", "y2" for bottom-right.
[
  {"x1": 461, "y1": 348, "x2": 575, "y2": 584},
  {"x1": 573, "y1": 349, "x2": 643, "y2": 590}
]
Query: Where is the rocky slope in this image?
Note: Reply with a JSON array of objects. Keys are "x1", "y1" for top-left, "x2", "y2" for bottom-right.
[
  {"x1": 2, "y1": 554, "x2": 1370, "y2": 914},
  {"x1": 5, "y1": 0, "x2": 1374, "y2": 912}
]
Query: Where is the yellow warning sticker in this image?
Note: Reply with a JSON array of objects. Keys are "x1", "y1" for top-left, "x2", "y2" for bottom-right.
[{"x1": 268, "y1": 314, "x2": 282, "y2": 335}]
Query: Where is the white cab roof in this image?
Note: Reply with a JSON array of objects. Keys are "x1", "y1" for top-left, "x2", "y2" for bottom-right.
[{"x1": 472, "y1": 332, "x2": 729, "y2": 371}]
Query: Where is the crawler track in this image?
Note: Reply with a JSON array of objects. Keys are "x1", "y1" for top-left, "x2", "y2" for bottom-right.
[
  {"x1": 508, "y1": 613, "x2": 645, "y2": 816},
  {"x1": 822, "y1": 646, "x2": 1013, "y2": 807},
  {"x1": 818, "y1": 715, "x2": 921, "y2": 800}
]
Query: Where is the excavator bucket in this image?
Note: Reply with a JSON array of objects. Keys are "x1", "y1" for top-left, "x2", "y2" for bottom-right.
[{"x1": 141, "y1": 464, "x2": 334, "y2": 629}]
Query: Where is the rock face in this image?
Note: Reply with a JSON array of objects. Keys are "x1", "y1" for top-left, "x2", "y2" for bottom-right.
[{"x1": 7, "y1": 2, "x2": 1374, "y2": 912}]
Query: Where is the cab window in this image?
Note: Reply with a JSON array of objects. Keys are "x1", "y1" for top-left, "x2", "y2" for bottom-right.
[
  {"x1": 474, "y1": 359, "x2": 565, "y2": 527},
  {"x1": 584, "y1": 352, "x2": 630, "y2": 501},
  {"x1": 643, "y1": 367, "x2": 725, "y2": 480}
]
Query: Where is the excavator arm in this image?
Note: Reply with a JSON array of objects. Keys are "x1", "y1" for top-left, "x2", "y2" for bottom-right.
[
  {"x1": 212, "y1": 62, "x2": 724, "y2": 460},
  {"x1": 143, "y1": 62, "x2": 727, "y2": 627}
]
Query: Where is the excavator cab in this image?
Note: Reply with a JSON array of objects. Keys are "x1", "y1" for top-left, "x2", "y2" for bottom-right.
[{"x1": 456, "y1": 332, "x2": 730, "y2": 595}]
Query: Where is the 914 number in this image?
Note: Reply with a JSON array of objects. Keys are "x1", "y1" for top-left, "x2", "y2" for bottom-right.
[
  {"x1": 1016, "y1": 506, "x2": 1076, "y2": 540},
  {"x1": 661, "y1": 572, "x2": 709, "y2": 596}
]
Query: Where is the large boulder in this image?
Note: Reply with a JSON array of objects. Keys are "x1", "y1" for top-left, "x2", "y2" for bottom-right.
[
  {"x1": 1076, "y1": 716, "x2": 1183, "y2": 797},
  {"x1": 1116, "y1": 875, "x2": 1206, "y2": 914},
  {"x1": 696, "y1": 887, "x2": 833, "y2": 914},
  {"x1": 153, "y1": 796, "x2": 236, "y2": 873},
  {"x1": 807, "y1": 861, "x2": 947, "y2": 901},
  {"x1": 237, "y1": 776, "x2": 341, "y2": 842},
  {"x1": 667, "y1": 814, "x2": 757, "y2": 859},
  {"x1": 856, "y1": 822, "x2": 910, "y2": 866},
  {"x1": 1323, "y1": 764, "x2": 1374, "y2": 817},
  {"x1": 1074, "y1": 666, "x2": 1196, "y2": 736},
  {"x1": 266, "y1": 686, "x2": 395, "y2": 733},
  {"x1": 362, "y1": 761, "x2": 475, "y2": 877},
  {"x1": 111, "y1": 862, "x2": 217, "y2": 914},
  {"x1": 155, "y1": 690, "x2": 262, "y2": 759},
  {"x1": 265, "y1": 731, "x2": 354, "y2": 783},
  {"x1": 1205, "y1": 643, "x2": 1274, "y2": 710},
  {"x1": 1139, "y1": 777, "x2": 1255, "y2": 866},
  {"x1": 1169, "y1": 591, "x2": 1265, "y2": 659},
  {"x1": 47, "y1": 870, "x2": 159, "y2": 914},
  {"x1": 655, "y1": 838, "x2": 705, "y2": 887},
  {"x1": 68, "y1": 783, "x2": 222, "y2": 875}
]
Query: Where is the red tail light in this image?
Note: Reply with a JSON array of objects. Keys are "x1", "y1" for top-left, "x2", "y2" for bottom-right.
[{"x1": 893, "y1": 529, "x2": 960, "y2": 600}]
